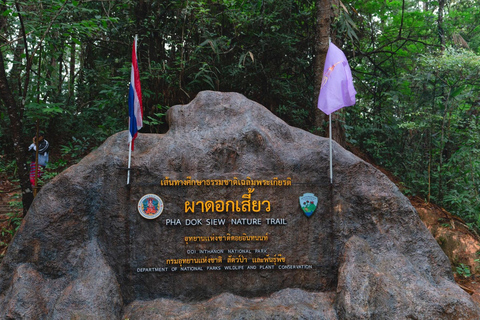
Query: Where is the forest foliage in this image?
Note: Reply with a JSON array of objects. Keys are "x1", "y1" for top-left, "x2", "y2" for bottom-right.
[{"x1": 0, "y1": 0, "x2": 479, "y2": 228}]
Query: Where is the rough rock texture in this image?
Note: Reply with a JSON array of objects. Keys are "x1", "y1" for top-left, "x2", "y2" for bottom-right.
[
  {"x1": 336, "y1": 236, "x2": 478, "y2": 319},
  {"x1": 0, "y1": 91, "x2": 479, "y2": 319},
  {"x1": 123, "y1": 288, "x2": 338, "y2": 320}
]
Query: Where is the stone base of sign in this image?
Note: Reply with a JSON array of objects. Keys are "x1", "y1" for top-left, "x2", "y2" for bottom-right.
[
  {"x1": 123, "y1": 289, "x2": 338, "y2": 319},
  {"x1": 0, "y1": 91, "x2": 479, "y2": 319}
]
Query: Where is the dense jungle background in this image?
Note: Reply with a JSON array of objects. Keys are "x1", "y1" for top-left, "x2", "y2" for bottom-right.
[{"x1": 0, "y1": 0, "x2": 480, "y2": 277}]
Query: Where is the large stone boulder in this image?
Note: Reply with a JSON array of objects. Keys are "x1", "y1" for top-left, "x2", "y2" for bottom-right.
[{"x1": 0, "y1": 91, "x2": 478, "y2": 319}]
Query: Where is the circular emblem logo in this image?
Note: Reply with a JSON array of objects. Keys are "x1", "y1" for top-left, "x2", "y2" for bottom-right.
[{"x1": 138, "y1": 194, "x2": 164, "y2": 219}]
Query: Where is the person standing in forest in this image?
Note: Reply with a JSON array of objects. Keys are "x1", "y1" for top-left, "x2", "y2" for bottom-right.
[{"x1": 28, "y1": 132, "x2": 50, "y2": 186}]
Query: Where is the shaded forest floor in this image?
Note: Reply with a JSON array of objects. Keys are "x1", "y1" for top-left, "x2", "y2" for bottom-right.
[
  {"x1": 411, "y1": 195, "x2": 480, "y2": 305},
  {"x1": 0, "y1": 171, "x2": 22, "y2": 261},
  {"x1": 1, "y1": 155, "x2": 480, "y2": 304}
]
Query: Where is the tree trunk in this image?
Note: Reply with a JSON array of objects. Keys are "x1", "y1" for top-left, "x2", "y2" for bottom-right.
[
  {"x1": 0, "y1": 51, "x2": 34, "y2": 216},
  {"x1": 68, "y1": 41, "x2": 76, "y2": 103},
  {"x1": 314, "y1": 0, "x2": 346, "y2": 147},
  {"x1": 1, "y1": 4, "x2": 34, "y2": 215},
  {"x1": 313, "y1": 0, "x2": 330, "y2": 135},
  {"x1": 438, "y1": 0, "x2": 445, "y2": 52}
]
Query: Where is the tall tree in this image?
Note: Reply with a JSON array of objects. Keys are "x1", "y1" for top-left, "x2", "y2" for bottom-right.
[
  {"x1": 0, "y1": 2, "x2": 33, "y2": 214},
  {"x1": 438, "y1": 0, "x2": 446, "y2": 51}
]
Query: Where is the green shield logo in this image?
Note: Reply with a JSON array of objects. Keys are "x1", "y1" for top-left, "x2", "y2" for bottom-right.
[{"x1": 299, "y1": 193, "x2": 318, "y2": 217}]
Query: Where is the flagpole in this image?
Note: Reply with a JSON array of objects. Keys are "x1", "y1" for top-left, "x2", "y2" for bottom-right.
[
  {"x1": 329, "y1": 114, "x2": 333, "y2": 184},
  {"x1": 127, "y1": 141, "x2": 132, "y2": 185},
  {"x1": 327, "y1": 38, "x2": 333, "y2": 185}
]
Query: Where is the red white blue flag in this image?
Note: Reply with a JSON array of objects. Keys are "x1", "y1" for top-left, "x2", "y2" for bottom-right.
[
  {"x1": 317, "y1": 43, "x2": 356, "y2": 115},
  {"x1": 128, "y1": 35, "x2": 143, "y2": 150}
]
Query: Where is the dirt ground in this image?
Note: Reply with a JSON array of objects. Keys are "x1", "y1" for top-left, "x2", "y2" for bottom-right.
[
  {"x1": 411, "y1": 195, "x2": 480, "y2": 305},
  {"x1": 0, "y1": 172, "x2": 22, "y2": 260}
]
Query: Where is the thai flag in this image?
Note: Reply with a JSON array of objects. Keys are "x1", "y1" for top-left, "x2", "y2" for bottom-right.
[{"x1": 128, "y1": 35, "x2": 143, "y2": 150}]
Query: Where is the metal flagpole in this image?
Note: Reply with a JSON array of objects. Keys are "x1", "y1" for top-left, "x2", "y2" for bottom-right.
[
  {"x1": 327, "y1": 37, "x2": 333, "y2": 185},
  {"x1": 127, "y1": 141, "x2": 132, "y2": 185},
  {"x1": 329, "y1": 113, "x2": 333, "y2": 184}
]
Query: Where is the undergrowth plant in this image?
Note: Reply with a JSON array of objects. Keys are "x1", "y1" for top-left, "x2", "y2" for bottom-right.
[{"x1": 456, "y1": 263, "x2": 472, "y2": 278}]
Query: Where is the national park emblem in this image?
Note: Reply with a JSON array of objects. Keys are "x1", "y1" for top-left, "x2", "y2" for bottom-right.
[
  {"x1": 138, "y1": 194, "x2": 164, "y2": 219},
  {"x1": 299, "y1": 193, "x2": 318, "y2": 217}
]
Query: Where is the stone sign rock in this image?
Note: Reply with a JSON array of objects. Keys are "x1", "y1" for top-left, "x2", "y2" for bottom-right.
[{"x1": 0, "y1": 91, "x2": 479, "y2": 319}]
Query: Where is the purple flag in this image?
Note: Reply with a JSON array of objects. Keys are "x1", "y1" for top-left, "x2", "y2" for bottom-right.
[{"x1": 317, "y1": 43, "x2": 356, "y2": 115}]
